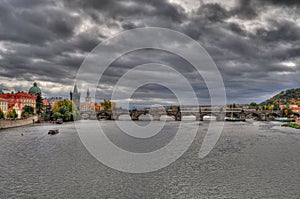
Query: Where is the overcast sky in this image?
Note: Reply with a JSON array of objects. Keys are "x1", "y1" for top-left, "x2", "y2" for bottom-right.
[{"x1": 0, "y1": 0, "x2": 299, "y2": 105}]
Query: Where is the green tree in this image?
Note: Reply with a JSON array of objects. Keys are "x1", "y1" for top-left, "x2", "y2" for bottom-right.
[
  {"x1": 101, "y1": 99, "x2": 112, "y2": 110},
  {"x1": 282, "y1": 106, "x2": 293, "y2": 117},
  {"x1": 53, "y1": 112, "x2": 63, "y2": 120},
  {"x1": 249, "y1": 102, "x2": 257, "y2": 107},
  {"x1": 263, "y1": 105, "x2": 268, "y2": 110},
  {"x1": 36, "y1": 94, "x2": 43, "y2": 115},
  {"x1": 52, "y1": 99, "x2": 78, "y2": 121},
  {"x1": 22, "y1": 105, "x2": 34, "y2": 117},
  {"x1": 230, "y1": 103, "x2": 236, "y2": 109},
  {"x1": 0, "y1": 108, "x2": 4, "y2": 119},
  {"x1": 7, "y1": 109, "x2": 18, "y2": 119},
  {"x1": 274, "y1": 104, "x2": 279, "y2": 110}
]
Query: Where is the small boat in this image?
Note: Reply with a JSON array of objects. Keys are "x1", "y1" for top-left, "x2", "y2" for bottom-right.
[
  {"x1": 56, "y1": 118, "x2": 63, "y2": 124},
  {"x1": 48, "y1": 129, "x2": 59, "y2": 135},
  {"x1": 225, "y1": 117, "x2": 241, "y2": 121},
  {"x1": 225, "y1": 109, "x2": 241, "y2": 121},
  {"x1": 274, "y1": 117, "x2": 295, "y2": 122}
]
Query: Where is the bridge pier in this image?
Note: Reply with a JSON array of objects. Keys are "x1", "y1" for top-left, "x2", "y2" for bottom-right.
[
  {"x1": 152, "y1": 114, "x2": 161, "y2": 121},
  {"x1": 216, "y1": 114, "x2": 225, "y2": 121},
  {"x1": 259, "y1": 114, "x2": 266, "y2": 121},
  {"x1": 131, "y1": 116, "x2": 139, "y2": 121},
  {"x1": 130, "y1": 114, "x2": 139, "y2": 121},
  {"x1": 175, "y1": 113, "x2": 181, "y2": 121},
  {"x1": 239, "y1": 113, "x2": 246, "y2": 121},
  {"x1": 199, "y1": 114, "x2": 204, "y2": 121},
  {"x1": 112, "y1": 115, "x2": 119, "y2": 120}
]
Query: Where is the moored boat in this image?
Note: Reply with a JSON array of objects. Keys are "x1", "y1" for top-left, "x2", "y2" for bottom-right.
[
  {"x1": 274, "y1": 117, "x2": 295, "y2": 122},
  {"x1": 225, "y1": 117, "x2": 241, "y2": 121}
]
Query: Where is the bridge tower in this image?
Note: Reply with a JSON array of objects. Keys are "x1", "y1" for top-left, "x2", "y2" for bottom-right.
[{"x1": 70, "y1": 84, "x2": 81, "y2": 111}]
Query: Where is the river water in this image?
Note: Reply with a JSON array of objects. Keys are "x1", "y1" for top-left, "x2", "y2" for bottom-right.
[{"x1": 0, "y1": 120, "x2": 299, "y2": 198}]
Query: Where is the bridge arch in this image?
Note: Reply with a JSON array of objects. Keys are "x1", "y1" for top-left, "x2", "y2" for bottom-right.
[{"x1": 200, "y1": 112, "x2": 225, "y2": 121}]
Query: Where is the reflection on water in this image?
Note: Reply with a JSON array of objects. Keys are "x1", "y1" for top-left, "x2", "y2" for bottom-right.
[{"x1": 0, "y1": 121, "x2": 299, "y2": 198}]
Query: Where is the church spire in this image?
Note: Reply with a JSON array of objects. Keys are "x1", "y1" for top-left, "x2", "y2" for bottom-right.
[
  {"x1": 87, "y1": 88, "x2": 90, "y2": 98},
  {"x1": 85, "y1": 88, "x2": 91, "y2": 103},
  {"x1": 70, "y1": 84, "x2": 81, "y2": 111},
  {"x1": 73, "y1": 84, "x2": 78, "y2": 93}
]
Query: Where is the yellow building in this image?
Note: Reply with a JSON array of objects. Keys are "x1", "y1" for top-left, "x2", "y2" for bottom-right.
[{"x1": 0, "y1": 97, "x2": 8, "y2": 116}]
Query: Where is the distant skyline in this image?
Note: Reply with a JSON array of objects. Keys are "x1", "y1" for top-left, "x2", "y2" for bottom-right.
[{"x1": 0, "y1": 0, "x2": 299, "y2": 104}]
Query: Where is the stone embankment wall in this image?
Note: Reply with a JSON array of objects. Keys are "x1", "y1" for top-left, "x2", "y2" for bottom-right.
[{"x1": 0, "y1": 115, "x2": 38, "y2": 129}]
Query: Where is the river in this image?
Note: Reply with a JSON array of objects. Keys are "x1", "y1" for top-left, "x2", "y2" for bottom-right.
[{"x1": 0, "y1": 120, "x2": 299, "y2": 198}]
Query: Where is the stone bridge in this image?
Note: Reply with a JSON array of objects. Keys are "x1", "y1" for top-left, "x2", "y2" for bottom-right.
[
  {"x1": 226, "y1": 109, "x2": 284, "y2": 121},
  {"x1": 250, "y1": 110, "x2": 282, "y2": 121},
  {"x1": 84, "y1": 106, "x2": 286, "y2": 121},
  {"x1": 109, "y1": 107, "x2": 182, "y2": 121},
  {"x1": 95, "y1": 106, "x2": 226, "y2": 121},
  {"x1": 200, "y1": 107, "x2": 226, "y2": 121},
  {"x1": 80, "y1": 110, "x2": 97, "y2": 120}
]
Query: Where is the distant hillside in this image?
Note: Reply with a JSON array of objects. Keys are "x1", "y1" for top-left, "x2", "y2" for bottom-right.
[{"x1": 260, "y1": 88, "x2": 300, "y2": 106}]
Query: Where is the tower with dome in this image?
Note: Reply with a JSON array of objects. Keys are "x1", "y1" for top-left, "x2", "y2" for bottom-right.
[
  {"x1": 29, "y1": 82, "x2": 42, "y2": 97},
  {"x1": 28, "y1": 82, "x2": 43, "y2": 115}
]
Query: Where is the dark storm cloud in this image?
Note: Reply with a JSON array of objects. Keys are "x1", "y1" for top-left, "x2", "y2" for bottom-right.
[
  {"x1": 0, "y1": 0, "x2": 80, "y2": 45},
  {"x1": 255, "y1": 19, "x2": 300, "y2": 42},
  {"x1": 0, "y1": 0, "x2": 299, "y2": 103},
  {"x1": 261, "y1": 0, "x2": 300, "y2": 7},
  {"x1": 64, "y1": 0, "x2": 186, "y2": 23},
  {"x1": 231, "y1": 0, "x2": 258, "y2": 19},
  {"x1": 196, "y1": 3, "x2": 230, "y2": 22}
]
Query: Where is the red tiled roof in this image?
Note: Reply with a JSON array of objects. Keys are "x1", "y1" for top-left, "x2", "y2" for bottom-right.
[{"x1": 0, "y1": 97, "x2": 8, "y2": 101}]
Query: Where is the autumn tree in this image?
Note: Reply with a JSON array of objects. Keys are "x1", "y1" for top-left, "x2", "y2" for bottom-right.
[
  {"x1": 101, "y1": 99, "x2": 112, "y2": 110},
  {"x1": 6, "y1": 109, "x2": 18, "y2": 119},
  {"x1": 52, "y1": 99, "x2": 79, "y2": 121}
]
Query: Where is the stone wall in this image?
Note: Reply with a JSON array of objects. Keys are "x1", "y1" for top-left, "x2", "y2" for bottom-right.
[{"x1": 0, "y1": 115, "x2": 38, "y2": 129}]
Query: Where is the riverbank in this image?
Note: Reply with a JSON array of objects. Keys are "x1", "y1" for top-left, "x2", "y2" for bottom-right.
[
  {"x1": 0, "y1": 115, "x2": 38, "y2": 129},
  {"x1": 287, "y1": 122, "x2": 300, "y2": 129}
]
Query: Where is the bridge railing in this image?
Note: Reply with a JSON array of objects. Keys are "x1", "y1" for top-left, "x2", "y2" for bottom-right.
[
  {"x1": 225, "y1": 108, "x2": 243, "y2": 112},
  {"x1": 180, "y1": 107, "x2": 199, "y2": 113},
  {"x1": 200, "y1": 107, "x2": 224, "y2": 112}
]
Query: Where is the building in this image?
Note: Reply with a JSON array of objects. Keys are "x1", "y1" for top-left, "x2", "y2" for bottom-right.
[
  {"x1": 70, "y1": 84, "x2": 81, "y2": 111},
  {"x1": 29, "y1": 82, "x2": 42, "y2": 96},
  {"x1": 292, "y1": 106, "x2": 300, "y2": 113},
  {"x1": 0, "y1": 97, "x2": 8, "y2": 115},
  {"x1": 80, "y1": 89, "x2": 94, "y2": 111},
  {"x1": 42, "y1": 99, "x2": 50, "y2": 107},
  {"x1": 85, "y1": 88, "x2": 91, "y2": 103},
  {"x1": 111, "y1": 101, "x2": 116, "y2": 110},
  {"x1": 47, "y1": 97, "x2": 64, "y2": 107},
  {"x1": 0, "y1": 91, "x2": 37, "y2": 118},
  {"x1": 47, "y1": 97, "x2": 63, "y2": 107}
]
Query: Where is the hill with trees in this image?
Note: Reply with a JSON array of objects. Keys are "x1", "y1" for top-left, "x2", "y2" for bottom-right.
[{"x1": 260, "y1": 88, "x2": 300, "y2": 108}]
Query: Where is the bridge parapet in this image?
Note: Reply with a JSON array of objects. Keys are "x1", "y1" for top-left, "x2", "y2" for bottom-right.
[
  {"x1": 200, "y1": 106, "x2": 224, "y2": 113},
  {"x1": 225, "y1": 108, "x2": 243, "y2": 113}
]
